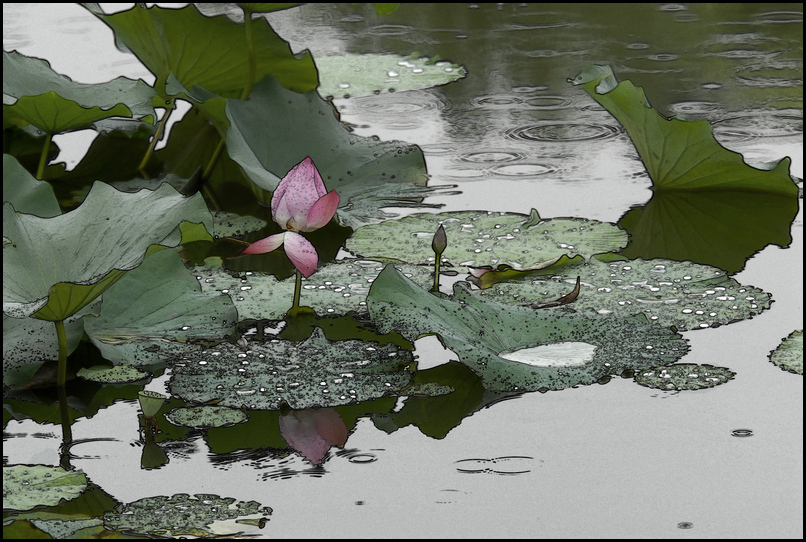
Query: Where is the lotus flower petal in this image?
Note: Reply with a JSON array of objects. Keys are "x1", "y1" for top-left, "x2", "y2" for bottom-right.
[
  {"x1": 271, "y1": 156, "x2": 328, "y2": 231},
  {"x1": 241, "y1": 232, "x2": 286, "y2": 255},
  {"x1": 283, "y1": 231, "x2": 319, "y2": 278},
  {"x1": 304, "y1": 189, "x2": 340, "y2": 231}
]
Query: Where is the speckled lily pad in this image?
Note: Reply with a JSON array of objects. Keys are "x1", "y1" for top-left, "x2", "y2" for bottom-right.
[
  {"x1": 769, "y1": 330, "x2": 803, "y2": 375},
  {"x1": 474, "y1": 257, "x2": 771, "y2": 331},
  {"x1": 165, "y1": 405, "x2": 249, "y2": 428},
  {"x1": 76, "y1": 364, "x2": 150, "y2": 383},
  {"x1": 633, "y1": 363, "x2": 735, "y2": 391},
  {"x1": 169, "y1": 328, "x2": 425, "y2": 410},
  {"x1": 103, "y1": 493, "x2": 271, "y2": 538},
  {"x1": 345, "y1": 209, "x2": 628, "y2": 268},
  {"x1": 3, "y1": 465, "x2": 88, "y2": 511}
]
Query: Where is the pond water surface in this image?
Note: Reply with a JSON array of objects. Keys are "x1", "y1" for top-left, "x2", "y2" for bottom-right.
[{"x1": 3, "y1": 3, "x2": 803, "y2": 538}]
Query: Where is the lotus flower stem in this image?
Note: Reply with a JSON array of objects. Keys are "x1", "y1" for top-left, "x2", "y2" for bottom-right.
[
  {"x1": 241, "y1": 7, "x2": 257, "y2": 100},
  {"x1": 54, "y1": 319, "x2": 68, "y2": 388},
  {"x1": 36, "y1": 133, "x2": 52, "y2": 179},
  {"x1": 138, "y1": 99, "x2": 175, "y2": 175},
  {"x1": 291, "y1": 269, "x2": 302, "y2": 313}
]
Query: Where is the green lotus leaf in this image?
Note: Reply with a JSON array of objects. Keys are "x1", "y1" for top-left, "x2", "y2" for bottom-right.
[
  {"x1": 86, "y1": 3, "x2": 318, "y2": 97},
  {"x1": 474, "y1": 257, "x2": 771, "y2": 331},
  {"x1": 170, "y1": 328, "x2": 417, "y2": 410},
  {"x1": 367, "y1": 265, "x2": 688, "y2": 392},
  {"x1": 76, "y1": 364, "x2": 150, "y2": 383},
  {"x1": 104, "y1": 493, "x2": 272, "y2": 538},
  {"x1": 570, "y1": 64, "x2": 797, "y2": 195},
  {"x1": 633, "y1": 363, "x2": 735, "y2": 391},
  {"x1": 3, "y1": 51, "x2": 156, "y2": 133},
  {"x1": 346, "y1": 209, "x2": 628, "y2": 267},
  {"x1": 194, "y1": 258, "x2": 433, "y2": 320},
  {"x1": 769, "y1": 330, "x2": 803, "y2": 375},
  {"x1": 165, "y1": 405, "x2": 249, "y2": 429},
  {"x1": 210, "y1": 211, "x2": 267, "y2": 239},
  {"x1": 3, "y1": 181, "x2": 212, "y2": 321},
  {"x1": 316, "y1": 54, "x2": 466, "y2": 98},
  {"x1": 3, "y1": 154, "x2": 61, "y2": 217},
  {"x1": 3, "y1": 465, "x2": 88, "y2": 511},
  {"x1": 83, "y1": 249, "x2": 236, "y2": 365},
  {"x1": 225, "y1": 76, "x2": 432, "y2": 228}
]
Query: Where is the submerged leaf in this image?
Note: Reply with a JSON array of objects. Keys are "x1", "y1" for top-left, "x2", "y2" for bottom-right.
[{"x1": 368, "y1": 266, "x2": 688, "y2": 392}]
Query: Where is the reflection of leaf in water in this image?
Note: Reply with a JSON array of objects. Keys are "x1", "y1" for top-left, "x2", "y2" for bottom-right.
[
  {"x1": 618, "y1": 190, "x2": 798, "y2": 274},
  {"x1": 170, "y1": 328, "x2": 439, "y2": 410},
  {"x1": 769, "y1": 330, "x2": 803, "y2": 375},
  {"x1": 473, "y1": 257, "x2": 771, "y2": 331},
  {"x1": 368, "y1": 265, "x2": 688, "y2": 392},
  {"x1": 346, "y1": 209, "x2": 627, "y2": 267}
]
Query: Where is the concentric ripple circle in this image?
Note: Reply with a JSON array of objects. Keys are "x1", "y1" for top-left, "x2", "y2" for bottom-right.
[{"x1": 506, "y1": 122, "x2": 621, "y2": 142}]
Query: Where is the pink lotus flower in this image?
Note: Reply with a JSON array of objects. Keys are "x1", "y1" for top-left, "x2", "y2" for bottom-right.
[
  {"x1": 278, "y1": 408, "x2": 348, "y2": 465},
  {"x1": 242, "y1": 157, "x2": 339, "y2": 277}
]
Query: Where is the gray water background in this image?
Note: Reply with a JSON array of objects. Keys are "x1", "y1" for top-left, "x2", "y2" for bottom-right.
[{"x1": 3, "y1": 3, "x2": 803, "y2": 538}]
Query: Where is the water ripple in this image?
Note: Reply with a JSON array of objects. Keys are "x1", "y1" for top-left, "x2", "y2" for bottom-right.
[
  {"x1": 455, "y1": 455, "x2": 535, "y2": 475},
  {"x1": 506, "y1": 122, "x2": 622, "y2": 142}
]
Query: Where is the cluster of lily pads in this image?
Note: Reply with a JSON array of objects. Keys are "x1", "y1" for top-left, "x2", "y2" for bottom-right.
[{"x1": 2, "y1": 3, "x2": 802, "y2": 533}]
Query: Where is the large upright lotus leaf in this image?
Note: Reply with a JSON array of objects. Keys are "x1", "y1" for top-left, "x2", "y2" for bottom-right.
[
  {"x1": 618, "y1": 190, "x2": 798, "y2": 274},
  {"x1": 3, "y1": 154, "x2": 61, "y2": 217},
  {"x1": 84, "y1": 249, "x2": 237, "y2": 365},
  {"x1": 225, "y1": 76, "x2": 430, "y2": 228},
  {"x1": 368, "y1": 266, "x2": 688, "y2": 392},
  {"x1": 194, "y1": 258, "x2": 433, "y2": 320},
  {"x1": 474, "y1": 257, "x2": 771, "y2": 331},
  {"x1": 569, "y1": 65, "x2": 797, "y2": 195},
  {"x1": 316, "y1": 54, "x2": 466, "y2": 98},
  {"x1": 3, "y1": 51, "x2": 156, "y2": 133},
  {"x1": 3, "y1": 465, "x2": 88, "y2": 511},
  {"x1": 86, "y1": 4, "x2": 318, "y2": 97},
  {"x1": 346, "y1": 210, "x2": 628, "y2": 267},
  {"x1": 769, "y1": 330, "x2": 803, "y2": 375},
  {"x1": 170, "y1": 328, "x2": 417, "y2": 410},
  {"x1": 3, "y1": 182, "x2": 212, "y2": 320}
]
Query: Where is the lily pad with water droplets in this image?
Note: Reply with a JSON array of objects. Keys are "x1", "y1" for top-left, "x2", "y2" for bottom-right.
[
  {"x1": 473, "y1": 257, "x2": 771, "y2": 331},
  {"x1": 345, "y1": 210, "x2": 628, "y2": 268},
  {"x1": 194, "y1": 258, "x2": 433, "y2": 320},
  {"x1": 76, "y1": 365, "x2": 150, "y2": 384},
  {"x1": 165, "y1": 405, "x2": 248, "y2": 429},
  {"x1": 633, "y1": 363, "x2": 735, "y2": 391},
  {"x1": 316, "y1": 54, "x2": 466, "y2": 98},
  {"x1": 103, "y1": 493, "x2": 272, "y2": 538},
  {"x1": 3, "y1": 465, "x2": 88, "y2": 511},
  {"x1": 169, "y1": 328, "x2": 421, "y2": 410},
  {"x1": 769, "y1": 330, "x2": 803, "y2": 375},
  {"x1": 368, "y1": 265, "x2": 688, "y2": 392}
]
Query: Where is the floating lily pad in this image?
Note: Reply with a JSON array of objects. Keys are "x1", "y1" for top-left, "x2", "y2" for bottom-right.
[
  {"x1": 170, "y1": 328, "x2": 418, "y2": 409},
  {"x1": 3, "y1": 181, "x2": 212, "y2": 321},
  {"x1": 769, "y1": 330, "x2": 803, "y2": 375},
  {"x1": 103, "y1": 493, "x2": 272, "y2": 538},
  {"x1": 3, "y1": 465, "x2": 88, "y2": 511},
  {"x1": 194, "y1": 258, "x2": 433, "y2": 319},
  {"x1": 316, "y1": 54, "x2": 466, "y2": 98},
  {"x1": 166, "y1": 406, "x2": 248, "y2": 428},
  {"x1": 346, "y1": 209, "x2": 628, "y2": 268},
  {"x1": 368, "y1": 265, "x2": 688, "y2": 392},
  {"x1": 474, "y1": 257, "x2": 771, "y2": 331},
  {"x1": 633, "y1": 363, "x2": 735, "y2": 391},
  {"x1": 76, "y1": 365, "x2": 150, "y2": 383}
]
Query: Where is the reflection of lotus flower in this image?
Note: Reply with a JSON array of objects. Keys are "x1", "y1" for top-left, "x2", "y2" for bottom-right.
[
  {"x1": 278, "y1": 408, "x2": 348, "y2": 465},
  {"x1": 243, "y1": 157, "x2": 339, "y2": 278}
]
